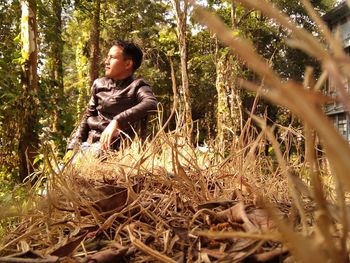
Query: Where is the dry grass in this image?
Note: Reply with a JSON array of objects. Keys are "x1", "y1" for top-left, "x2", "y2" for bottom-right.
[
  {"x1": 0, "y1": 125, "x2": 294, "y2": 262},
  {"x1": 1, "y1": 0, "x2": 350, "y2": 262},
  {"x1": 193, "y1": 0, "x2": 350, "y2": 262}
]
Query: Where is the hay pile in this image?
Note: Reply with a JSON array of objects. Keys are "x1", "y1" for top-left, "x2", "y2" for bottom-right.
[{"x1": 0, "y1": 132, "x2": 294, "y2": 262}]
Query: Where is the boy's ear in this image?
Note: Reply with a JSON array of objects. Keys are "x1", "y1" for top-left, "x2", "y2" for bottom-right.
[{"x1": 126, "y1": 59, "x2": 133, "y2": 70}]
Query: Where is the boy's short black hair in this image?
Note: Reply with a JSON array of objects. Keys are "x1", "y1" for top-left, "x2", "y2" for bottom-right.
[{"x1": 113, "y1": 40, "x2": 143, "y2": 71}]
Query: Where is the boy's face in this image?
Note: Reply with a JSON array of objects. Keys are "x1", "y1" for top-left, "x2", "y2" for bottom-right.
[{"x1": 104, "y1": 45, "x2": 133, "y2": 80}]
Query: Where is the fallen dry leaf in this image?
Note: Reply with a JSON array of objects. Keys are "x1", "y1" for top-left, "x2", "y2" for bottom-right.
[
  {"x1": 51, "y1": 230, "x2": 88, "y2": 257},
  {"x1": 83, "y1": 242, "x2": 129, "y2": 263},
  {"x1": 250, "y1": 247, "x2": 288, "y2": 262},
  {"x1": 216, "y1": 202, "x2": 258, "y2": 232}
]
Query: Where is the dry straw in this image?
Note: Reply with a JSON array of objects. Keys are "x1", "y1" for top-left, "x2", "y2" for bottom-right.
[{"x1": 193, "y1": 0, "x2": 350, "y2": 262}]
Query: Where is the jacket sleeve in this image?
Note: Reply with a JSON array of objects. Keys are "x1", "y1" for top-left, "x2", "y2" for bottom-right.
[
  {"x1": 113, "y1": 84, "x2": 158, "y2": 129},
  {"x1": 67, "y1": 82, "x2": 99, "y2": 150}
]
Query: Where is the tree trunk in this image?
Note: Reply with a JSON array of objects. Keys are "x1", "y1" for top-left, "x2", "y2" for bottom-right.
[
  {"x1": 216, "y1": 52, "x2": 235, "y2": 151},
  {"x1": 89, "y1": 0, "x2": 101, "y2": 87},
  {"x1": 215, "y1": 2, "x2": 242, "y2": 152},
  {"x1": 171, "y1": 0, "x2": 192, "y2": 139},
  {"x1": 52, "y1": 0, "x2": 64, "y2": 133},
  {"x1": 19, "y1": 0, "x2": 39, "y2": 182},
  {"x1": 76, "y1": 36, "x2": 90, "y2": 118}
]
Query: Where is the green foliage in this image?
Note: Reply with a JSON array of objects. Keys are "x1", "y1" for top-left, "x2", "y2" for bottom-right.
[
  {"x1": 0, "y1": 0, "x2": 22, "y2": 180},
  {"x1": 267, "y1": 0, "x2": 334, "y2": 80},
  {"x1": 188, "y1": 30, "x2": 217, "y2": 122},
  {"x1": 0, "y1": 182, "x2": 33, "y2": 239}
]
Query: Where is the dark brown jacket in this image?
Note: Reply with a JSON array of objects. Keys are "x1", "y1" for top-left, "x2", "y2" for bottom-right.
[{"x1": 67, "y1": 76, "x2": 158, "y2": 150}]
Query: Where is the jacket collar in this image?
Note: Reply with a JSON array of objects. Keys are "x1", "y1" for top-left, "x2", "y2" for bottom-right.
[{"x1": 112, "y1": 75, "x2": 134, "y2": 88}]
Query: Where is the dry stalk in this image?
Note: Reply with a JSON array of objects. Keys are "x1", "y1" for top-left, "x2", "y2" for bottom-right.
[
  {"x1": 192, "y1": 1, "x2": 350, "y2": 262},
  {"x1": 127, "y1": 225, "x2": 177, "y2": 263},
  {"x1": 193, "y1": 230, "x2": 281, "y2": 241},
  {"x1": 193, "y1": 2, "x2": 350, "y2": 194}
]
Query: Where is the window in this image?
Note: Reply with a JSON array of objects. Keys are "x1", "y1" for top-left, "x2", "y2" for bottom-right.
[
  {"x1": 330, "y1": 116, "x2": 337, "y2": 127},
  {"x1": 338, "y1": 113, "x2": 347, "y2": 138},
  {"x1": 348, "y1": 118, "x2": 350, "y2": 142}
]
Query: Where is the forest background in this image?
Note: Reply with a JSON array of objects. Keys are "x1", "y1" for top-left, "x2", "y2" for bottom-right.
[{"x1": 0, "y1": 0, "x2": 336, "y2": 188}]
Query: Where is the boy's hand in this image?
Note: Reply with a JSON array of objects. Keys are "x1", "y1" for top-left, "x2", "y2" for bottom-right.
[{"x1": 100, "y1": 120, "x2": 120, "y2": 150}]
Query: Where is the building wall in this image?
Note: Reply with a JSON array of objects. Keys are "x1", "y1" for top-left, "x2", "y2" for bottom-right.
[{"x1": 324, "y1": 3, "x2": 350, "y2": 142}]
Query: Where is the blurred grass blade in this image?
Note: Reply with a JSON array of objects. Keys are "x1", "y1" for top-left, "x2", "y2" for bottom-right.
[{"x1": 193, "y1": 4, "x2": 350, "y2": 191}]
